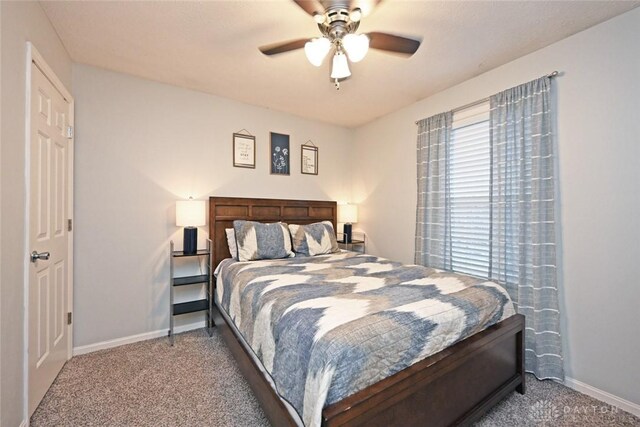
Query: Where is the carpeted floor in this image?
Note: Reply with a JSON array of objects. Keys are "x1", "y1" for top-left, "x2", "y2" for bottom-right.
[{"x1": 31, "y1": 329, "x2": 639, "y2": 426}]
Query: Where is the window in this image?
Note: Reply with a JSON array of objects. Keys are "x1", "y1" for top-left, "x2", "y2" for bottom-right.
[{"x1": 449, "y1": 101, "x2": 491, "y2": 278}]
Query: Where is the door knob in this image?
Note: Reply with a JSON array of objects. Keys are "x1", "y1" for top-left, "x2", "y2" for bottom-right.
[{"x1": 30, "y1": 251, "x2": 50, "y2": 262}]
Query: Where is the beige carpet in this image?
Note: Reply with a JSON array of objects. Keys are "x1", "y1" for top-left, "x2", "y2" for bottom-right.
[{"x1": 31, "y1": 328, "x2": 640, "y2": 426}]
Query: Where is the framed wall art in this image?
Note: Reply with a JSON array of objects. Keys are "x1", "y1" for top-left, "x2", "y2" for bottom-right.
[
  {"x1": 301, "y1": 141, "x2": 318, "y2": 175},
  {"x1": 270, "y1": 132, "x2": 290, "y2": 175},
  {"x1": 233, "y1": 131, "x2": 256, "y2": 168}
]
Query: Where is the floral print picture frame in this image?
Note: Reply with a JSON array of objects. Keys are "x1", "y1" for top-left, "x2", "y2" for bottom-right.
[{"x1": 270, "y1": 132, "x2": 290, "y2": 175}]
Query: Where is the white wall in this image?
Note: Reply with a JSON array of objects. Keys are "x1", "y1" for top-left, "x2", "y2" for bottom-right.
[
  {"x1": 72, "y1": 64, "x2": 353, "y2": 348},
  {"x1": 353, "y1": 8, "x2": 640, "y2": 406},
  {"x1": 0, "y1": 2, "x2": 73, "y2": 426}
]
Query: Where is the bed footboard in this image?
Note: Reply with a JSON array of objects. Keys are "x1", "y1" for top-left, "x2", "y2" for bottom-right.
[
  {"x1": 322, "y1": 314, "x2": 525, "y2": 426},
  {"x1": 213, "y1": 297, "x2": 524, "y2": 427}
]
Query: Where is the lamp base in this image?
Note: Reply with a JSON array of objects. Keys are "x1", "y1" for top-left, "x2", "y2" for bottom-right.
[
  {"x1": 183, "y1": 227, "x2": 197, "y2": 254},
  {"x1": 343, "y1": 223, "x2": 353, "y2": 243}
]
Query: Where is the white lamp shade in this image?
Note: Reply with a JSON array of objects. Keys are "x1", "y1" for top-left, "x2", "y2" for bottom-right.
[
  {"x1": 343, "y1": 34, "x2": 369, "y2": 63},
  {"x1": 176, "y1": 200, "x2": 206, "y2": 227},
  {"x1": 331, "y1": 52, "x2": 351, "y2": 79},
  {"x1": 304, "y1": 37, "x2": 331, "y2": 67},
  {"x1": 338, "y1": 204, "x2": 358, "y2": 223}
]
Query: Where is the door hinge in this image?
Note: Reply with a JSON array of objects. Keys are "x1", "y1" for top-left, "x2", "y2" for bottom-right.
[
  {"x1": 67, "y1": 126, "x2": 74, "y2": 139},
  {"x1": 67, "y1": 312, "x2": 72, "y2": 325},
  {"x1": 68, "y1": 219, "x2": 73, "y2": 231}
]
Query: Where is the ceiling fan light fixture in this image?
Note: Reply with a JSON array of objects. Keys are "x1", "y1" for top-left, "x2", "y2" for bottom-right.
[
  {"x1": 342, "y1": 33, "x2": 369, "y2": 63},
  {"x1": 263, "y1": 1, "x2": 421, "y2": 89},
  {"x1": 331, "y1": 51, "x2": 351, "y2": 79},
  {"x1": 304, "y1": 37, "x2": 331, "y2": 66}
]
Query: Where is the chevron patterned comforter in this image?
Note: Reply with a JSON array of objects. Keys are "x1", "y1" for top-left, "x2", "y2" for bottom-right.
[{"x1": 216, "y1": 251, "x2": 515, "y2": 427}]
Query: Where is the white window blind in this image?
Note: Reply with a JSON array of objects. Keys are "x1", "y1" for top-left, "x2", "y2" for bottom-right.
[{"x1": 450, "y1": 101, "x2": 491, "y2": 278}]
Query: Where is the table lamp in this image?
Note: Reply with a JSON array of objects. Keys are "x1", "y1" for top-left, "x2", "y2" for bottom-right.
[
  {"x1": 176, "y1": 198, "x2": 206, "y2": 254},
  {"x1": 338, "y1": 203, "x2": 358, "y2": 243}
]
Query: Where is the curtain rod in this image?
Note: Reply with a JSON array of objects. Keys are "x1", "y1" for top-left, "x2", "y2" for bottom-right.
[{"x1": 415, "y1": 71, "x2": 559, "y2": 125}]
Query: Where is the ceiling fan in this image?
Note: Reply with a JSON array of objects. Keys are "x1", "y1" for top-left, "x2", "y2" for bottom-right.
[{"x1": 259, "y1": 0, "x2": 421, "y2": 90}]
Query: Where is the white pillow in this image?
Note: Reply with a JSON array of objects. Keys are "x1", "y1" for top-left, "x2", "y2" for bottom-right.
[{"x1": 225, "y1": 228, "x2": 238, "y2": 260}]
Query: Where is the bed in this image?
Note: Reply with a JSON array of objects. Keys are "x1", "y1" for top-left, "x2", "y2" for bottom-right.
[{"x1": 209, "y1": 196, "x2": 525, "y2": 427}]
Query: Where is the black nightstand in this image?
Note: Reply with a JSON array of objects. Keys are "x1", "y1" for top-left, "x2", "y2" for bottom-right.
[{"x1": 169, "y1": 239, "x2": 213, "y2": 345}]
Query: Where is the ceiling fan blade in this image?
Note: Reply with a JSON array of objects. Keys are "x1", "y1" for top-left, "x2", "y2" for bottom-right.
[
  {"x1": 367, "y1": 32, "x2": 421, "y2": 56},
  {"x1": 348, "y1": 0, "x2": 382, "y2": 16},
  {"x1": 292, "y1": 0, "x2": 325, "y2": 17},
  {"x1": 259, "y1": 38, "x2": 311, "y2": 56}
]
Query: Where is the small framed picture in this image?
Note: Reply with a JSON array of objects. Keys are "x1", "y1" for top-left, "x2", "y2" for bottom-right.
[
  {"x1": 233, "y1": 133, "x2": 256, "y2": 168},
  {"x1": 301, "y1": 144, "x2": 318, "y2": 175},
  {"x1": 270, "y1": 132, "x2": 290, "y2": 175}
]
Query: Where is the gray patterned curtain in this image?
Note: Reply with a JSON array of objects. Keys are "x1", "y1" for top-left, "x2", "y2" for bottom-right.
[
  {"x1": 414, "y1": 112, "x2": 453, "y2": 269},
  {"x1": 489, "y1": 77, "x2": 564, "y2": 381}
]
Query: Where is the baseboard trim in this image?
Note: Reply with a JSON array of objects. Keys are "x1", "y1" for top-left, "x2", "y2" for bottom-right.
[
  {"x1": 72, "y1": 322, "x2": 205, "y2": 356},
  {"x1": 565, "y1": 376, "x2": 640, "y2": 417}
]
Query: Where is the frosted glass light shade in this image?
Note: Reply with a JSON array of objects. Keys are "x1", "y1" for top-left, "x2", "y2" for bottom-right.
[
  {"x1": 176, "y1": 200, "x2": 206, "y2": 227},
  {"x1": 338, "y1": 204, "x2": 358, "y2": 223},
  {"x1": 304, "y1": 37, "x2": 331, "y2": 67},
  {"x1": 331, "y1": 52, "x2": 351, "y2": 79},
  {"x1": 313, "y1": 12, "x2": 325, "y2": 24},
  {"x1": 349, "y1": 8, "x2": 362, "y2": 22},
  {"x1": 343, "y1": 34, "x2": 369, "y2": 63}
]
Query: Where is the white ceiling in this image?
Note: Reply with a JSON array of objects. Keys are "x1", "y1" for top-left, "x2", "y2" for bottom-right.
[{"x1": 41, "y1": 1, "x2": 638, "y2": 128}]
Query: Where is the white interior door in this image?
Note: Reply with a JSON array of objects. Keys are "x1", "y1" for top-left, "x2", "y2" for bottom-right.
[{"x1": 28, "y1": 59, "x2": 72, "y2": 415}]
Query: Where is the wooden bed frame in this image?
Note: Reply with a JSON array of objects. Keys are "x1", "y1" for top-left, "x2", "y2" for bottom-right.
[{"x1": 209, "y1": 196, "x2": 525, "y2": 426}]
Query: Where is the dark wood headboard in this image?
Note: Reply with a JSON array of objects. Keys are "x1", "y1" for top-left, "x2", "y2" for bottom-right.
[{"x1": 209, "y1": 196, "x2": 337, "y2": 269}]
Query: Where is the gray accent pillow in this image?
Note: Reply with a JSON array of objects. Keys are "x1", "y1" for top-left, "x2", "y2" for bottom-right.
[
  {"x1": 233, "y1": 220, "x2": 294, "y2": 262},
  {"x1": 289, "y1": 221, "x2": 339, "y2": 256}
]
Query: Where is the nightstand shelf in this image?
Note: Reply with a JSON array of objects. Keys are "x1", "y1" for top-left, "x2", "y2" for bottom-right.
[
  {"x1": 173, "y1": 274, "x2": 210, "y2": 286},
  {"x1": 173, "y1": 299, "x2": 209, "y2": 316},
  {"x1": 169, "y1": 239, "x2": 213, "y2": 345},
  {"x1": 172, "y1": 249, "x2": 211, "y2": 258},
  {"x1": 337, "y1": 232, "x2": 366, "y2": 254}
]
